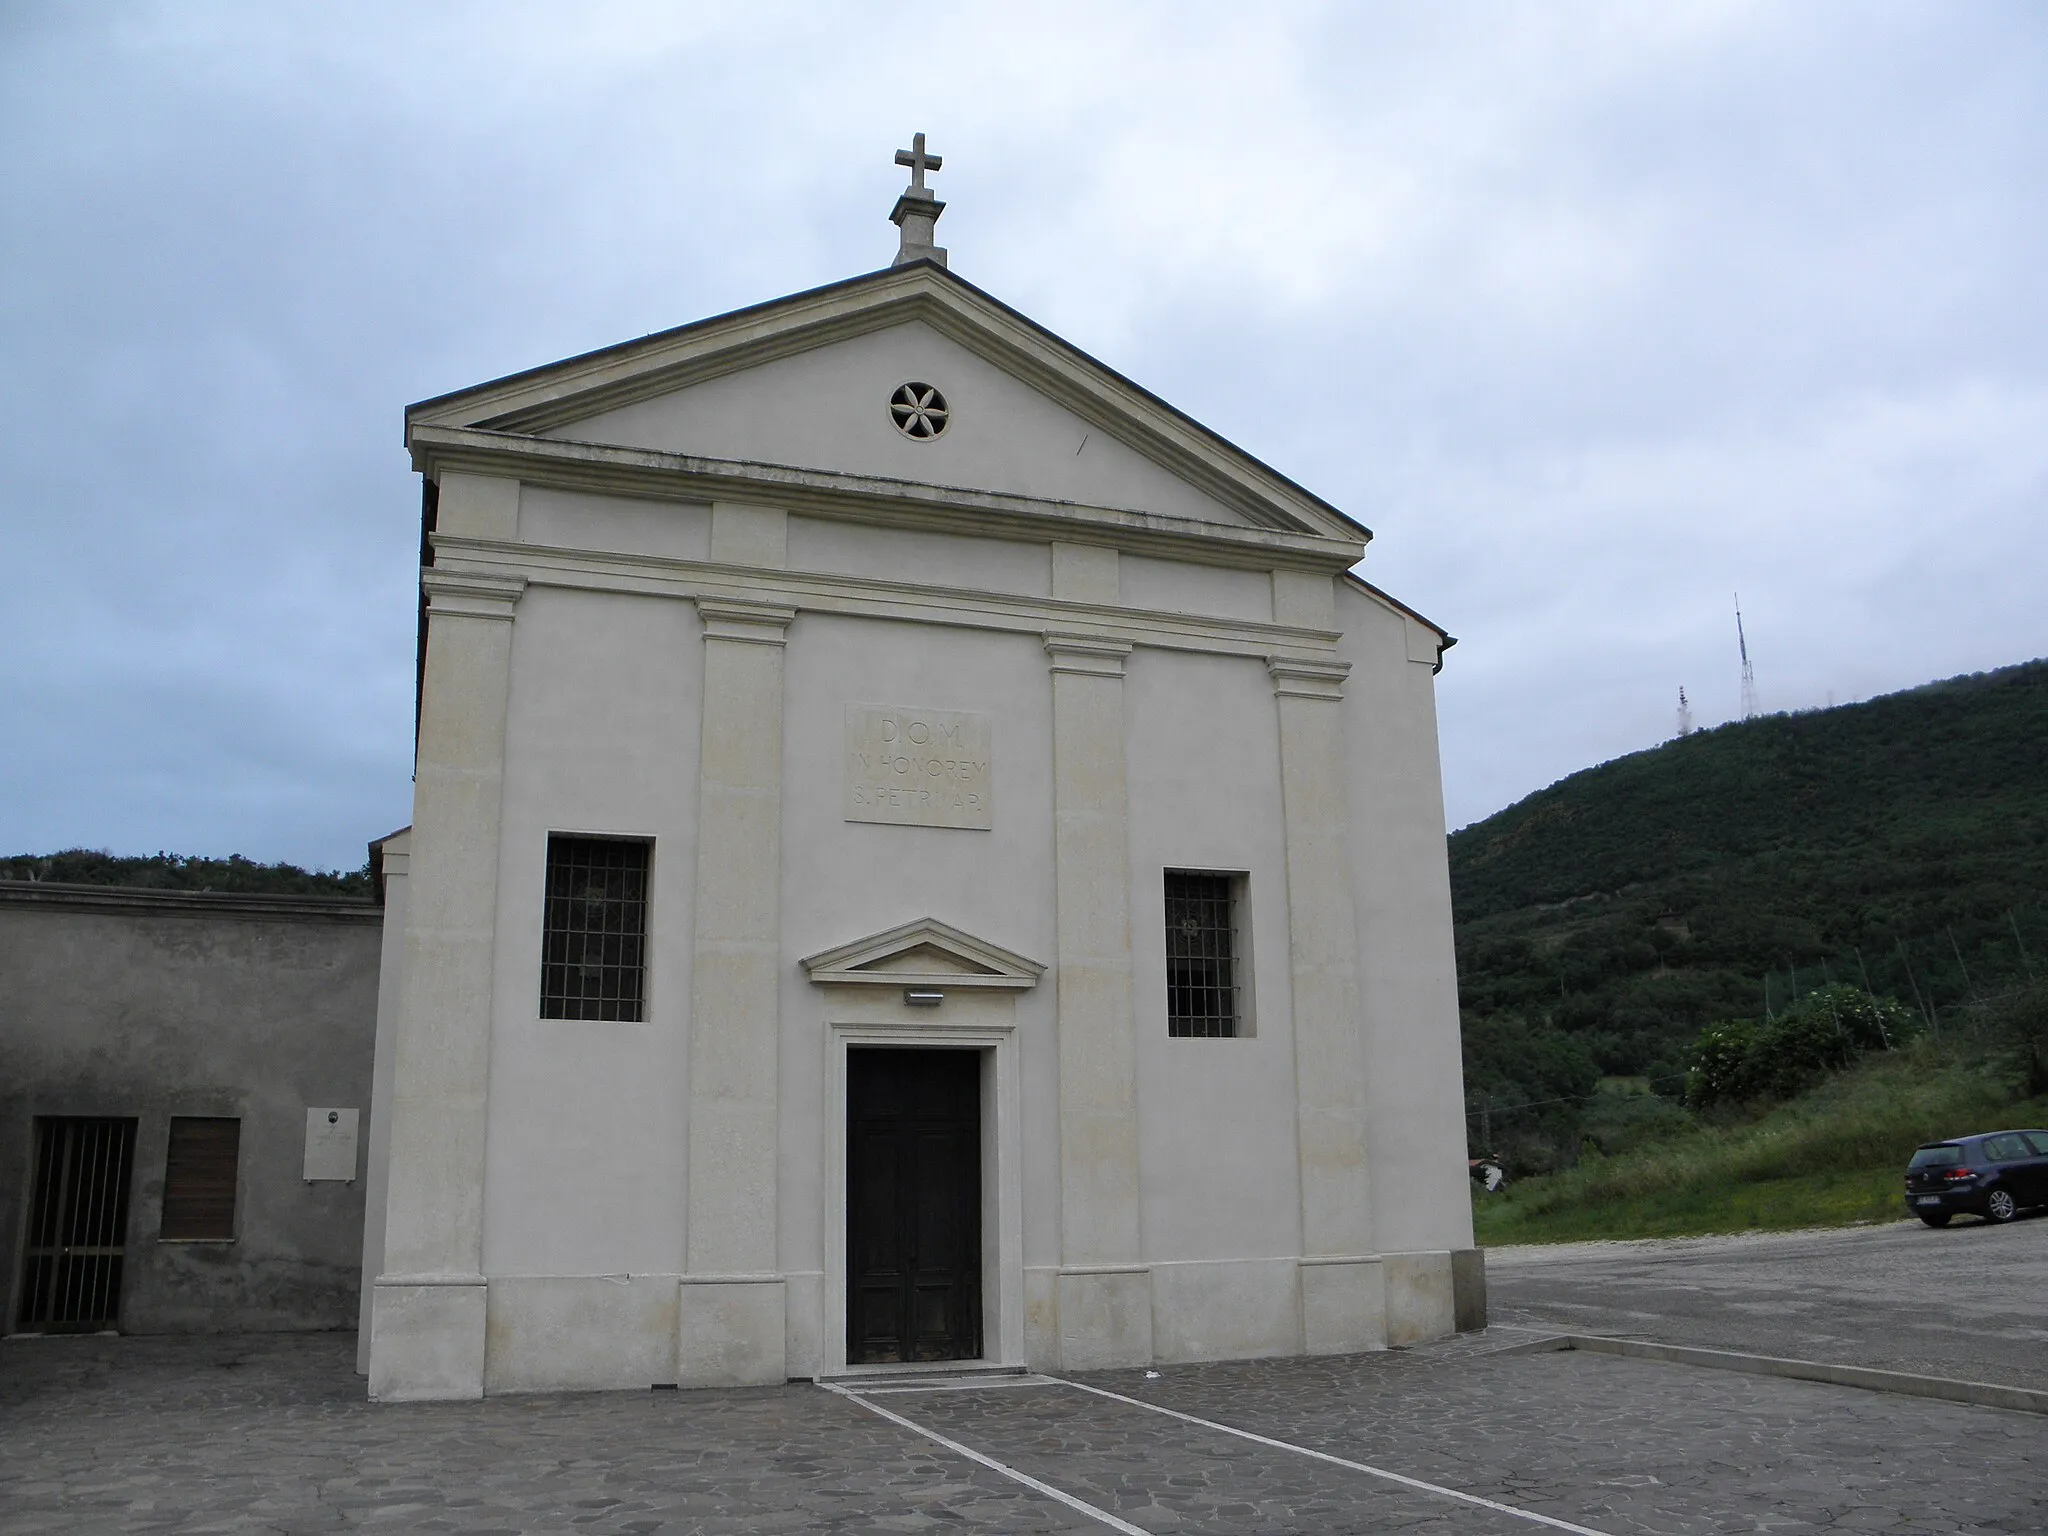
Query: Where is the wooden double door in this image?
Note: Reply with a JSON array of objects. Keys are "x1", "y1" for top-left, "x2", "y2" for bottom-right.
[{"x1": 847, "y1": 1048, "x2": 983, "y2": 1364}]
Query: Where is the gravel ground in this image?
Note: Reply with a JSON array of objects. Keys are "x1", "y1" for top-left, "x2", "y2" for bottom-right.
[
  {"x1": 1485, "y1": 1212, "x2": 2048, "y2": 1391},
  {"x1": 3, "y1": 1326, "x2": 2044, "y2": 1533}
]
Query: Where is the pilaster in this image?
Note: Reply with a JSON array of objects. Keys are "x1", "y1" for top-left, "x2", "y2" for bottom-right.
[
  {"x1": 1269, "y1": 652, "x2": 1379, "y2": 1354},
  {"x1": 681, "y1": 596, "x2": 796, "y2": 1387},
  {"x1": 1044, "y1": 634, "x2": 1151, "y2": 1369},
  {"x1": 368, "y1": 568, "x2": 524, "y2": 1401}
]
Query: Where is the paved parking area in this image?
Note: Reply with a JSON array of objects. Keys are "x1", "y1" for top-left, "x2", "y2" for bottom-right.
[
  {"x1": 4, "y1": 1328, "x2": 2044, "y2": 1534},
  {"x1": 1487, "y1": 1214, "x2": 2048, "y2": 1392}
]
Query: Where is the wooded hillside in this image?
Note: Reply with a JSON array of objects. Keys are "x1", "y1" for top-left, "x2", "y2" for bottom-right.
[
  {"x1": 1451, "y1": 657, "x2": 2048, "y2": 1165},
  {"x1": 0, "y1": 849, "x2": 373, "y2": 898}
]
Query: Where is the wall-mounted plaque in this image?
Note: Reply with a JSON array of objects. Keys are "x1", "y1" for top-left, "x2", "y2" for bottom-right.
[
  {"x1": 844, "y1": 704, "x2": 992, "y2": 830},
  {"x1": 303, "y1": 1107, "x2": 360, "y2": 1182}
]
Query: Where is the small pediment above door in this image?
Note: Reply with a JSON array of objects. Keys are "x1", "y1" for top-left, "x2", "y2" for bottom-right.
[{"x1": 799, "y1": 917, "x2": 1044, "y2": 990}]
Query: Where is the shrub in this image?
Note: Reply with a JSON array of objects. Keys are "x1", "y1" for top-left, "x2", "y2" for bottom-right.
[
  {"x1": 1685, "y1": 1019, "x2": 1761, "y2": 1107},
  {"x1": 1685, "y1": 985, "x2": 1916, "y2": 1109},
  {"x1": 1966, "y1": 981, "x2": 2048, "y2": 1096}
]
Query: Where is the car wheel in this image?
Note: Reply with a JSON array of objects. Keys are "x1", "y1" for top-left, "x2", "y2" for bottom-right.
[
  {"x1": 1985, "y1": 1188, "x2": 2018, "y2": 1223},
  {"x1": 1917, "y1": 1212, "x2": 1952, "y2": 1227}
]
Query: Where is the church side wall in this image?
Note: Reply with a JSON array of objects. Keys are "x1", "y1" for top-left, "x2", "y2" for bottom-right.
[{"x1": 1335, "y1": 585, "x2": 1477, "y2": 1336}]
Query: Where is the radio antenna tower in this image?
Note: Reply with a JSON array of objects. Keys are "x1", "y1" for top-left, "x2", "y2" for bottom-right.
[
  {"x1": 1735, "y1": 594, "x2": 1759, "y2": 719},
  {"x1": 1676, "y1": 686, "x2": 1693, "y2": 737}
]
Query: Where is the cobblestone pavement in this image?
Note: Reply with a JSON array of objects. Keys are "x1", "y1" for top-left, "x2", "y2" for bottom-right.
[
  {"x1": 1487, "y1": 1215, "x2": 2048, "y2": 1391},
  {"x1": 3, "y1": 1329, "x2": 2044, "y2": 1534}
]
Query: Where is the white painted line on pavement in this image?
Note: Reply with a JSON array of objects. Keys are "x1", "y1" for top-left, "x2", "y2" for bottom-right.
[
  {"x1": 1053, "y1": 1376, "x2": 1618, "y2": 1536},
  {"x1": 856, "y1": 1375, "x2": 1065, "y2": 1394},
  {"x1": 818, "y1": 1380, "x2": 1150, "y2": 1535}
]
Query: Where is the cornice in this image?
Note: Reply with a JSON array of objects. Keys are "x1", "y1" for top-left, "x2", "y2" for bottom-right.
[
  {"x1": 403, "y1": 263, "x2": 1371, "y2": 543},
  {"x1": 430, "y1": 535, "x2": 1342, "y2": 665},
  {"x1": 1044, "y1": 634, "x2": 1134, "y2": 678},
  {"x1": 696, "y1": 596, "x2": 797, "y2": 645},
  {"x1": 422, "y1": 568, "x2": 527, "y2": 621},
  {"x1": 1268, "y1": 657, "x2": 1352, "y2": 702},
  {"x1": 408, "y1": 425, "x2": 1364, "y2": 575},
  {"x1": 408, "y1": 268, "x2": 939, "y2": 432}
]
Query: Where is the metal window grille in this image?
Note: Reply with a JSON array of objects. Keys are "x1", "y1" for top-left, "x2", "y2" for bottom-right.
[
  {"x1": 540, "y1": 835, "x2": 650, "y2": 1021},
  {"x1": 1165, "y1": 871, "x2": 1239, "y2": 1038},
  {"x1": 17, "y1": 1117, "x2": 136, "y2": 1332},
  {"x1": 161, "y1": 1117, "x2": 239, "y2": 1240}
]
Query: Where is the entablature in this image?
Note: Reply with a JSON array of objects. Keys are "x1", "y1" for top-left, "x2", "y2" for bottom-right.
[
  {"x1": 429, "y1": 532, "x2": 1344, "y2": 666},
  {"x1": 407, "y1": 424, "x2": 1364, "y2": 576}
]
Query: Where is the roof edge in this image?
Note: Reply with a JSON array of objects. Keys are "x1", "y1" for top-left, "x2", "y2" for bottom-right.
[
  {"x1": 1344, "y1": 571, "x2": 1457, "y2": 672},
  {"x1": 0, "y1": 880, "x2": 384, "y2": 922},
  {"x1": 404, "y1": 260, "x2": 1369, "y2": 546}
]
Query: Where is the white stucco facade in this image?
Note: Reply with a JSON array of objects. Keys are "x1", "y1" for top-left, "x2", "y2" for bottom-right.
[{"x1": 361, "y1": 258, "x2": 1478, "y2": 1400}]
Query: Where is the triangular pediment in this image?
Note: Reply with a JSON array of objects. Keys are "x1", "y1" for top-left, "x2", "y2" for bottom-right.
[
  {"x1": 405, "y1": 262, "x2": 1366, "y2": 544},
  {"x1": 799, "y1": 916, "x2": 1044, "y2": 990}
]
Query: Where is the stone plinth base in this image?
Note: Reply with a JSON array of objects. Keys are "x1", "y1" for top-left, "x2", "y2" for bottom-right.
[
  {"x1": 368, "y1": 1277, "x2": 487, "y2": 1401},
  {"x1": 1056, "y1": 1267, "x2": 1153, "y2": 1369},
  {"x1": 678, "y1": 1277, "x2": 787, "y2": 1387},
  {"x1": 484, "y1": 1275, "x2": 680, "y2": 1393},
  {"x1": 1383, "y1": 1250, "x2": 1456, "y2": 1346},
  {"x1": 1300, "y1": 1256, "x2": 1388, "y2": 1354}
]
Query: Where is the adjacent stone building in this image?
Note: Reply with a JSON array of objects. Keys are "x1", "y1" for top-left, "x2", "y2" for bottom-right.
[
  {"x1": 0, "y1": 881, "x2": 379, "y2": 1336},
  {"x1": 363, "y1": 141, "x2": 1479, "y2": 1400}
]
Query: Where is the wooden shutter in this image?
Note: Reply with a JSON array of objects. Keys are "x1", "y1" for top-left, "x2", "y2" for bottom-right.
[{"x1": 161, "y1": 1118, "x2": 239, "y2": 1240}]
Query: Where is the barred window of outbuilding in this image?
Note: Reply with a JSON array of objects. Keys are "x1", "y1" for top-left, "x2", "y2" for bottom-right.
[
  {"x1": 1165, "y1": 870, "x2": 1242, "y2": 1038},
  {"x1": 540, "y1": 835, "x2": 651, "y2": 1022}
]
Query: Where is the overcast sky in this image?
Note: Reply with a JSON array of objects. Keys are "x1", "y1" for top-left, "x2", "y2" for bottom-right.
[{"x1": 3, "y1": 2, "x2": 2043, "y2": 872}]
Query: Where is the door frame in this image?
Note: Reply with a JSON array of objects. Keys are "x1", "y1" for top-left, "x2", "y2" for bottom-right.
[
  {"x1": 822, "y1": 1009, "x2": 1022, "y2": 1375},
  {"x1": 13, "y1": 1115, "x2": 139, "y2": 1334}
]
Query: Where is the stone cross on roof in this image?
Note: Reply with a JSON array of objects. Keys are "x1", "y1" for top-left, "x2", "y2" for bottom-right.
[
  {"x1": 895, "y1": 132, "x2": 942, "y2": 191},
  {"x1": 889, "y1": 132, "x2": 947, "y2": 270}
]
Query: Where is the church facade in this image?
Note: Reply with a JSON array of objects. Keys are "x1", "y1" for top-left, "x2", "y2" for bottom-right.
[{"x1": 363, "y1": 146, "x2": 1478, "y2": 1400}]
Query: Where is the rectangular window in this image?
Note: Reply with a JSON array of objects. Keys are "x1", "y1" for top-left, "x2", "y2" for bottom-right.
[
  {"x1": 161, "y1": 1117, "x2": 239, "y2": 1241},
  {"x1": 1165, "y1": 870, "x2": 1242, "y2": 1038},
  {"x1": 540, "y1": 834, "x2": 651, "y2": 1021},
  {"x1": 1907, "y1": 1144, "x2": 1964, "y2": 1170}
]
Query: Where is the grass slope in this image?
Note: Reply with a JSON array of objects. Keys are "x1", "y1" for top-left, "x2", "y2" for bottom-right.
[
  {"x1": 1451, "y1": 658, "x2": 2048, "y2": 1161},
  {"x1": 1474, "y1": 1041, "x2": 2048, "y2": 1244}
]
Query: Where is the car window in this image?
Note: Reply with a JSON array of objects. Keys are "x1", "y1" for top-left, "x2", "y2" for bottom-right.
[
  {"x1": 2025, "y1": 1132, "x2": 2048, "y2": 1157},
  {"x1": 1982, "y1": 1133, "x2": 2029, "y2": 1162},
  {"x1": 1908, "y1": 1144, "x2": 1964, "y2": 1169}
]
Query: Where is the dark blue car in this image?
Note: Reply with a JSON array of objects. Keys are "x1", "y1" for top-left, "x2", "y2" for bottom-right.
[{"x1": 1904, "y1": 1129, "x2": 2048, "y2": 1226}]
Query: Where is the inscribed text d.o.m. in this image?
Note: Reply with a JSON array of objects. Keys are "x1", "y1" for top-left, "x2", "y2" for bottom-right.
[{"x1": 844, "y1": 704, "x2": 992, "y2": 830}]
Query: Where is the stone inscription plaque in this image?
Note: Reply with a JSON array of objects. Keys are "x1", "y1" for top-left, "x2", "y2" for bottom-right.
[{"x1": 844, "y1": 704, "x2": 992, "y2": 830}]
